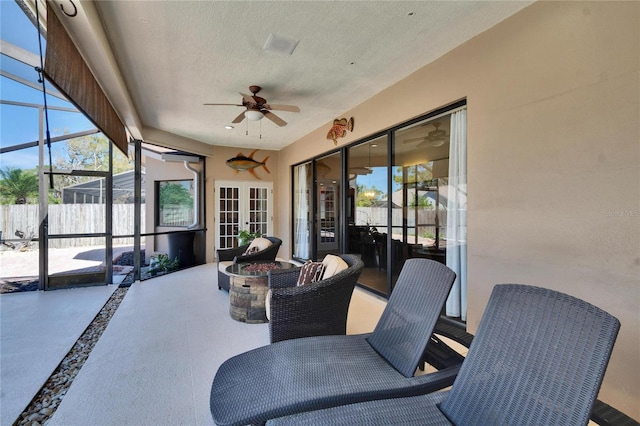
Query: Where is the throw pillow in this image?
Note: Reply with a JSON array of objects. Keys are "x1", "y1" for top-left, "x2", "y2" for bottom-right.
[
  {"x1": 321, "y1": 254, "x2": 349, "y2": 280},
  {"x1": 243, "y1": 237, "x2": 272, "y2": 255},
  {"x1": 244, "y1": 246, "x2": 260, "y2": 255},
  {"x1": 296, "y1": 260, "x2": 326, "y2": 286}
]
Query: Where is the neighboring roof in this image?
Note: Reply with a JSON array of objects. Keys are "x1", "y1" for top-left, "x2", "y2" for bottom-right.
[
  {"x1": 61, "y1": 170, "x2": 145, "y2": 203},
  {"x1": 369, "y1": 200, "x2": 401, "y2": 209}
]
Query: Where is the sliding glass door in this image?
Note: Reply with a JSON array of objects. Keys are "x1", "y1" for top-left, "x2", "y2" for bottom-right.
[
  {"x1": 290, "y1": 102, "x2": 466, "y2": 318},
  {"x1": 391, "y1": 116, "x2": 452, "y2": 292},
  {"x1": 347, "y1": 136, "x2": 388, "y2": 294},
  {"x1": 315, "y1": 152, "x2": 342, "y2": 260},
  {"x1": 292, "y1": 162, "x2": 312, "y2": 259}
]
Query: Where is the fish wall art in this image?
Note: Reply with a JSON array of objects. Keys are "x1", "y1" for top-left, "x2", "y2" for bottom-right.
[
  {"x1": 327, "y1": 117, "x2": 354, "y2": 145},
  {"x1": 226, "y1": 149, "x2": 270, "y2": 179}
]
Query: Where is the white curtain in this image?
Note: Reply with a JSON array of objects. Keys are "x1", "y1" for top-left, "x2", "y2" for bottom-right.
[
  {"x1": 294, "y1": 163, "x2": 310, "y2": 259},
  {"x1": 446, "y1": 109, "x2": 468, "y2": 320}
]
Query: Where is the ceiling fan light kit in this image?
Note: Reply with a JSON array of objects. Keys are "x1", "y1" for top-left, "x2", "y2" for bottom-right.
[{"x1": 245, "y1": 110, "x2": 265, "y2": 121}]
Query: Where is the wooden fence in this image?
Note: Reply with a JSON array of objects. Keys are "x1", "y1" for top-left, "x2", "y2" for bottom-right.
[
  {"x1": 0, "y1": 204, "x2": 145, "y2": 249},
  {"x1": 355, "y1": 207, "x2": 448, "y2": 232},
  {"x1": 1, "y1": 204, "x2": 447, "y2": 250},
  {"x1": 159, "y1": 205, "x2": 195, "y2": 227}
]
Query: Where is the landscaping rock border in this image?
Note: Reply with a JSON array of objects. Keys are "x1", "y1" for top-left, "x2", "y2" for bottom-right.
[{"x1": 15, "y1": 286, "x2": 129, "y2": 426}]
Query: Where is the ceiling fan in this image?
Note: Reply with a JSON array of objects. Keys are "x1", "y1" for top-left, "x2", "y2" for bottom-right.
[
  {"x1": 203, "y1": 85, "x2": 300, "y2": 127},
  {"x1": 403, "y1": 122, "x2": 449, "y2": 147}
]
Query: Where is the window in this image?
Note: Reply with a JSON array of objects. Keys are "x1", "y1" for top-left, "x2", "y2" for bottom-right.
[{"x1": 157, "y1": 180, "x2": 194, "y2": 227}]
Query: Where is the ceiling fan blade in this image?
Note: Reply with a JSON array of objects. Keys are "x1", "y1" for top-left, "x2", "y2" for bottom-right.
[
  {"x1": 266, "y1": 104, "x2": 300, "y2": 113},
  {"x1": 263, "y1": 111, "x2": 287, "y2": 127},
  {"x1": 203, "y1": 103, "x2": 243, "y2": 106},
  {"x1": 410, "y1": 138, "x2": 447, "y2": 148},
  {"x1": 429, "y1": 129, "x2": 447, "y2": 139},
  {"x1": 403, "y1": 136, "x2": 448, "y2": 146},
  {"x1": 414, "y1": 140, "x2": 432, "y2": 149},
  {"x1": 231, "y1": 111, "x2": 247, "y2": 124},
  {"x1": 403, "y1": 137, "x2": 427, "y2": 144}
]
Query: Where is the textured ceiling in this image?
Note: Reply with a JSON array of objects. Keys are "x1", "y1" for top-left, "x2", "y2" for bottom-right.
[{"x1": 92, "y1": 1, "x2": 532, "y2": 151}]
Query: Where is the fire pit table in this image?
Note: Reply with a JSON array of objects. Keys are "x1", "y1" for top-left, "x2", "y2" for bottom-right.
[{"x1": 225, "y1": 261, "x2": 297, "y2": 323}]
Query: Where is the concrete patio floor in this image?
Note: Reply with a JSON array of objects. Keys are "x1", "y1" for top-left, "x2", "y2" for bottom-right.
[
  {"x1": 0, "y1": 245, "x2": 141, "y2": 291},
  {"x1": 0, "y1": 284, "x2": 118, "y2": 425},
  {"x1": 0, "y1": 263, "x2": 387, "y2": 425}
]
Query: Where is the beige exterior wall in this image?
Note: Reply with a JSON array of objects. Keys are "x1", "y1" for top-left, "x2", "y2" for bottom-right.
[
  {"x1": 144, "y1": 156, "x2": 206, "y2": 256},
  {"x1": 276, "y1": 1, "x2": 639, "y2": 418},
  {"x1": 204, "y1": 146, "x2": 279, "y2": 263}
]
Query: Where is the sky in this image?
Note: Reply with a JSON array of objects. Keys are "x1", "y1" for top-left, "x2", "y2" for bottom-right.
[{"x1": 1, "y1": 0, "x2": 94, "y2": 170}]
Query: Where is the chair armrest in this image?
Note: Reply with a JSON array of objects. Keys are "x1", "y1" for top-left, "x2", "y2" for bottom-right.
[
  {"x1": 270, "y1": 281, "x2": 323, "y2": 299},
  {"x1": 590, "y1": 400, "x2": 638, "y2": 426},
  {"x1": 433, "y1": 317, "x2": 474, "y2": 348},
  {"x1": 268, "y1": 268, "x2": 301, "y2": 289},
  {"x1": 420, "y1": 317, "x2": 473, "y2": 372},
  {"x1": 217, "y1": 245, "x2": 249, "y2": 262}
]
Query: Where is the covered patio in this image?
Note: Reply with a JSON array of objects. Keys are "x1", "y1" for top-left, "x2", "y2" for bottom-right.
[{"x1": 0, "y1": 0, "x2": 637, "y2": 423}]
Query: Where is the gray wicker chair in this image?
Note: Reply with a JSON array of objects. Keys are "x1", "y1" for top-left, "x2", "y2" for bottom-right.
[
  {"x1": 210, "y1": 259, "x2": 457, "y2": 426},
  {"x1": 216, "y1": 236, "x2": 282, "y2": 291},
  {"x1": 267, "y1": 254, "x2": 364, "y2": 343},
  {"x1": 268, "y1": 284, "x2": 621, "y2": 426}
]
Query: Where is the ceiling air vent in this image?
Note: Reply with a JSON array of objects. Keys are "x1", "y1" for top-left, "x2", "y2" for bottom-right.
[{"x1": 263, "y1": 33, "x2": 299, "y2": 55}]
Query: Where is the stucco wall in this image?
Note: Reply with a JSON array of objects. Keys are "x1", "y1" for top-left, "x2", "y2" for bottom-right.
[
  {"x1": 277, "y1": 1, "x2": 639, "y2": 418},
  {"x1": 204, "y1": 146, "x2": 279, "y2": 263},
  {"x1": 144, "y1": 156, "x2": 206, "y2": 255}
]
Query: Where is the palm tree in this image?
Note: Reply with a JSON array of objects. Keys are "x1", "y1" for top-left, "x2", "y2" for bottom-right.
[{"x1": 0, "y1": 167, "x2": 39, "y2": 204}]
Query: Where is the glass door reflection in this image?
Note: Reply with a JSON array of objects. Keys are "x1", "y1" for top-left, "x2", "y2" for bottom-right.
[
  {"x1": 347, "y1": 137, "x2": 388, "y2": 295},
  {"x1": 315, "y1": 153, "x2": 341, "y2": 260}
]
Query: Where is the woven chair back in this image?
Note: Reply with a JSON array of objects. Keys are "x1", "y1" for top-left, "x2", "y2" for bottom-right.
[
  {"x1": 440, "y1": 284, "x2": 620, "y2": 426},
  {"x1": 366, "y1": 259, "x2": 456, "y2": 377}
]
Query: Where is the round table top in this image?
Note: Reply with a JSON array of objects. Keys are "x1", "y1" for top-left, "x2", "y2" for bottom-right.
[{"x1": 225, "y1": 260, "x2": 297, "y2": 277}]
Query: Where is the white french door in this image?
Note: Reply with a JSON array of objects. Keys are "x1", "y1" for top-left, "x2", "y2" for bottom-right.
[{"x1": 215, "y1": 180, "x2": 273, "y2": 250}]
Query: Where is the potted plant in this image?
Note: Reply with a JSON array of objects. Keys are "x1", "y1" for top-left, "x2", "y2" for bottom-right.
[
  {"x1": 148, "y1": 253, "x2": 180, "y2": 275},
  {"x1": 237, "y1": 230, "x2": 263, "y2": 246}
]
